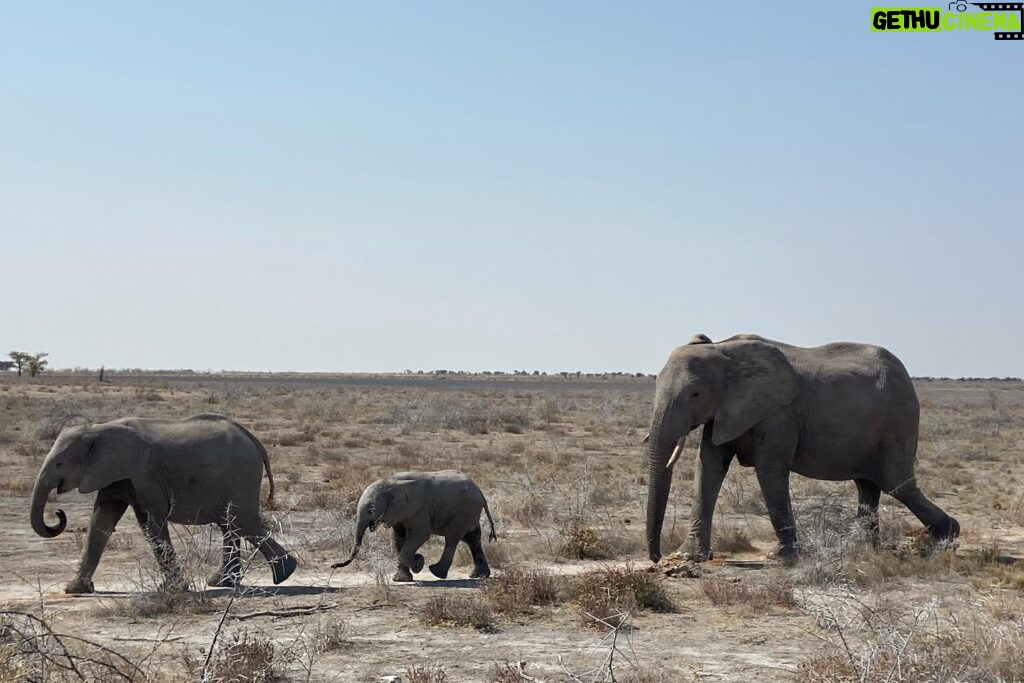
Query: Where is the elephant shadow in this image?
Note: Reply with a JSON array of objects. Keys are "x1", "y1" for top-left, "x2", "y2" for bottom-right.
[
  {"x1": 76, "y1": 585, "x2": 348, "y2": 599},
  {"x1": 412, "y1": 578, "x2": 482, "y2": 589},
  {"x1": 205, "y1": 584, "x2": 348, "y2": 598}
]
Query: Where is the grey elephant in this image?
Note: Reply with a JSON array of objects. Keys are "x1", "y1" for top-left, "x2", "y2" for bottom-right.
[
  {"x1": 31, "y1": 414, "x2": 298, "y2": 593},
  {"x1": 646, "y1": 333, "x2": 960, "y2": 563},
  {"x1": 332, "y1": 470, "x2": 497, "y2": 581}
]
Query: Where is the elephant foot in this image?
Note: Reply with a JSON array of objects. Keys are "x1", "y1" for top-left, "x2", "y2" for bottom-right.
[
  {"x1": 65, "y1": 577, "x2": 95, "y2": 594},
  {"x1": 683, "y1": 549, "x2": 713, "y2": 563},
  {"x1": 271, "y1": 553, "x2": 298, "y2": 585},
  {"x1": 428, "y1": 563, "x2": 449, "y2": 579},
  {"x1": 469, "y1": 565, "x2": 491, "y2": 579},
  {"x1": 767, "y1": 544, "x2": 799, "y2": 564},
  {"x1": 207, "y1": 571, "x2": 241, "y2": 589},
  {"x1": 392, "y1": 568, "x2": 414, "y2": 583},
  {"x1": 411, "y1": 554, "x2": 425, "y2": 574},
  {"x1": 930, "y1": 517, "x2": 961, "y2": 543}
]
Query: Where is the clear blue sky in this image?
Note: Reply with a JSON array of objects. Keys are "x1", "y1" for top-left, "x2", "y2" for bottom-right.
[{"x1": 2, "y1": 4, "x2": 1020, "y2": 376}]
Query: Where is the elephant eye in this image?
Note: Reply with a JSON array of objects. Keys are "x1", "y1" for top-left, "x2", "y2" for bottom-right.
[
  {"x1": 55, "y1": 462, "x2": 64, "y2": 469},
  {"x1": 691, "y1": 391, "x2": 701, "y2": 398}
]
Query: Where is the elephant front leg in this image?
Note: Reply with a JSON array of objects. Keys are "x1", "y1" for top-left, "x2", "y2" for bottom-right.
[
  {"x1": 688, "y1": 434, "x2": 733, "y2": 561},
  {"x1": 391, "y1": 525, "x2": 413, "y2": 582},
  {"x1": 397, "y1": 520, "x2": 430, "y2": 576},
  {"x1": 67, "y1": 494, "x2": 129, "y2": 594}
]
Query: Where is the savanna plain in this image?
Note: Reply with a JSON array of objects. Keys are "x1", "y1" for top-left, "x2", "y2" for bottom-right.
[{"x1": 1, "y1": 373, "x2": 1023, "y2": 682}]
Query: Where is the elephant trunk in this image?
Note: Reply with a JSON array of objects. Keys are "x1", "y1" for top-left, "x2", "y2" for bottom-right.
[
  {"x1": 30, "y1": 472, "x2": 66, "y2": 538},
  {"x1": 332, "y1": 516, "x2": 371, "y2": 569},
  {"x1": 645, "y1": 404, "x2": 688, "y2": 563}
]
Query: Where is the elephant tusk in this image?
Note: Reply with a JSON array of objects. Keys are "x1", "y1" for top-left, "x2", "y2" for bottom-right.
[
  {"x1": 642, "y1": 433, "x2": 650, "y2": 443},
  {"x1": 666, "y1": 438, "x2": 686, "y2": 469}
]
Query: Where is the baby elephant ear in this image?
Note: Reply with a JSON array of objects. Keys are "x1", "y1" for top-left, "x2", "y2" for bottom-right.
[
  {"x1": 79, "y1": 425, "x2": 147, "y2": 494},
  {"x1": 688, "y1": 334, "x2": 713, "y2": 345}
]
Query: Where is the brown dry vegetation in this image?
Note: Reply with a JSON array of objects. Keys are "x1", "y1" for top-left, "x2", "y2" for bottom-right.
[{"x1": 0, "y1": 373, "x2": 1022, "y2": 681}]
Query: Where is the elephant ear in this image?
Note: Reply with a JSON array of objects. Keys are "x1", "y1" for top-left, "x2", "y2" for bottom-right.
[
  {"x1": 79, "y1": 425, "x2": 148, "y2": 494},
  {"x1": 711, "y1": 341, "x2": 800, "y2": 446}
]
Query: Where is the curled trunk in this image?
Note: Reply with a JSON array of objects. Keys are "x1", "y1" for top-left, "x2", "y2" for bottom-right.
[
  {"x1": 30, "y1": 475, "x2": 66, "y2": 538},
  {"x1": 332, "y1": 517, "x2": 370, "y2": 569}
]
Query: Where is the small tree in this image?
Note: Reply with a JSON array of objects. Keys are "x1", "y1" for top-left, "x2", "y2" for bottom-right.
[
  {"x1": 27, "y1": 352, "x2": 49, "y2": 377},
  {"x1": 8, "y1": 351, "x2": 31, "y2": 377}
]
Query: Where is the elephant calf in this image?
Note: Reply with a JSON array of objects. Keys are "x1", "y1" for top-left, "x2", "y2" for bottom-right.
[
  {"x1": 31, "y1": 414, "x2": 298, "y2": 593},
  {"x1": 333, "y1": 470, "x2": 497, "y2": 582}
]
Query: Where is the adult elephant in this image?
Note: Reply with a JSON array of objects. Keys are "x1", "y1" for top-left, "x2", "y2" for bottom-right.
[
  {"x1": 333, "y1": 470, "x2": 497, "y2": 582},
  {"x1": 31, "y1": 414, "x2": 298, "y2": 593},
  {"x1": 645, "y1": 333, "x2": 959, "y2": 563}
]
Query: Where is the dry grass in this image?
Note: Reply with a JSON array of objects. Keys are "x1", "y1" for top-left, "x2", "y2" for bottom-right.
[
  {"x1": 568, "y1": 565, "x2": 675, "y2": 626},
  {"x1": 1, "y1": 374, "x2": 1022, "y2": 680},
  {"x1": 700, "y1": 573, "x2": 798, "y2": 611},
  {"x1": 482, "y1": 568, "x2": 562, "y2": 616},
  {"x1": 419, "y1": 595, "x2": 496, "y2": 631}
]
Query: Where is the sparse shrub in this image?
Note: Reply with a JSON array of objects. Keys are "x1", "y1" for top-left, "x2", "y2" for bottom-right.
[
  {"x1": 420, "y1": 595, "x2": 495, "y2": 631},
  {"x1": 489, "y1": 661, "x2": 538, "y2": 682},
  {"x1": 713, "y1": 525, "x2": 756, "y2": 554},
  {"x1": 405, "y1": 664, "x2": 449, "y2": 683},
  {"x1": 561, "y1": 517, "x2": 609, "y2": 560},
  {"x1": 799, "y1": 596, "x2": 1024, "y2": 682},
  {"x1": 35, "y1": 402, "x2": 90, "y2": 441},
  {"x1": 701, "y1": 574, "x2": 797, "y2": 610},
  {"x1": 201, "y1": 630, "x2": 276, "y2": 683},
  {"x1": 569, "y1": 566, "x2": 675, "y2": 625},
  {"x1": 482, "y1": 568, "x2": 562, "y2": 615}
]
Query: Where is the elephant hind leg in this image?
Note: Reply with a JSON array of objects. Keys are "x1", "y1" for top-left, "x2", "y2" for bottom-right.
[
  {"x1": 888, "y1": 479, "x2": 960, "y2": 541},
  {"x1": 463, "y1": 525, "x2": 490, "y2": 579},
  {"x1": 207, "y1": 524, "x2": 242, "y2": 588},
  {"x1": 236, "y1": 514, "x2": 298, "y2": 585},
  {"x1": 854, "y1": 479, "x2": 881, "y2": 546},
  {"x1": 135, "y1": 506, "x2": 187, "y2": 591}
]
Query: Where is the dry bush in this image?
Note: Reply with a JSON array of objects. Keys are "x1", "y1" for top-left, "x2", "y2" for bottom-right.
[
  {"x1": 35, "y1": 401, "x2": 92, "y2": 441},
  {"x1": 420, "y1": 595, "x2": 495, "y2": 631},
  {"x1": 713, "y1": 525, "x2": 756, "y2": 554},
  {"x1": 482, "y1": 568, "x2": 563, "y2": 616},
  {"x1": 701, "y1": 574, "x2": 797, "y2": 610},
  {"x1": 404, "y1": 664, "x2": 449, "y2": 683},
  {"x1": 569, "y1": 566, "x2": 674, "y2": 626},
  {"x1": 561, "y1": 517, "x2": 610, "y2": 560},
  {"x1": 799, "y1": 594, "x2": 1024, "y2": 682},
  {"x1": 198, "y1": 629, "x2": 277, "y2": 683}
]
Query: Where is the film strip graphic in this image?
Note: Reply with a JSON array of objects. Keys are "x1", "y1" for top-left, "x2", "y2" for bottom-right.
[{"x1": 970, "y1": 2, "x2": 1024, "y2": 39}]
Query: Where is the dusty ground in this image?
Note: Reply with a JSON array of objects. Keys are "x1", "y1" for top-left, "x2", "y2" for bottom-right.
[{"x1": 1, "y1": 374, "x2": 1022, "y2": 682}]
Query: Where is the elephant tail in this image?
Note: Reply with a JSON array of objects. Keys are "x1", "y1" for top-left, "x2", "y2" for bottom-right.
[
  {"x1": 232, "y1": 420, "x2": 276, "y2": 506},
  {"x1": 483, "y1": 501, "x2": 497, "y2": 542}
]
